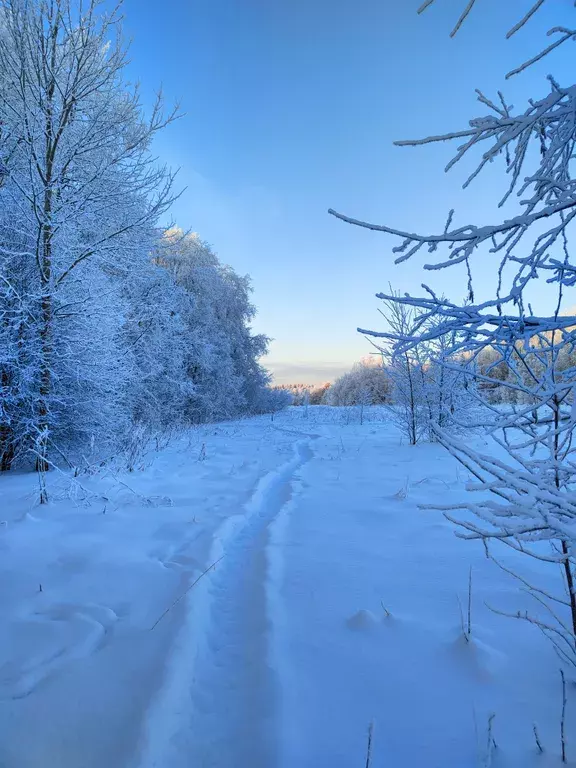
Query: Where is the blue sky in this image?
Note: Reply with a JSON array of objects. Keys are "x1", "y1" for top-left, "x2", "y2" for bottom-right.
[{"x1": 122, "y1": 0, "x2": 575, "y2": 383}]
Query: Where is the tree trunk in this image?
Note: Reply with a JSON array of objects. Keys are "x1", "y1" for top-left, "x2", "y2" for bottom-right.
[
  {"x1": 35, "y1": 182, "x2": 54, "y2": 474},
  {"x1": 35, "y1": 291, "x2": 52, "y2": 473},
  {"x1": 34, "y1": 14, "x2": 59, "y2": 475},
  {"x1": 553, "y1": 395, "x2": 576, "y2": 646},
  {"x1": 0, "y1": 367, "x2": 14, "y2": 471}
]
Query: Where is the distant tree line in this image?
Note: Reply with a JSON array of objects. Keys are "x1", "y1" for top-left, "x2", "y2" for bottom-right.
[{"x1": 274, "y1": 359, "x2": 391, "y2": 407}]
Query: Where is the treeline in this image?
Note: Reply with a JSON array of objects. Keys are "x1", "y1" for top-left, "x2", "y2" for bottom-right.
[
  {"x1": 277, "y1": 338, "x2": 576, "y2": 414},
  {"x1": 275, "y1": 360, "x2": 391, "y2": 406},
  {"x1": 476, "y1": 343, "x2": 576, "y2": 405},
  {"x1": 0, "y1": 0, "x2": 286, "y2": 472},
  {"x1": 275, "y1": 382, "x2": 331, "y2": 406}
]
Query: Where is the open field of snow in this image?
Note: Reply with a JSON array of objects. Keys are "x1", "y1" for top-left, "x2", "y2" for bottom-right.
[{"x1": 0, "y1": 407, "x2": 572, "y2": 767}]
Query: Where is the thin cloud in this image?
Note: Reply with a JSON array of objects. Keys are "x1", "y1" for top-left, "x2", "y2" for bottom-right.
[{"x1": 265, "y1": 360, "x2": 351, "y2": 385}]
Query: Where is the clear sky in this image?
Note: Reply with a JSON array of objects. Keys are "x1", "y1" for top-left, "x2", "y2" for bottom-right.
[{"x1": 121, "y1": 0, "x2": 575, "y2": 384}]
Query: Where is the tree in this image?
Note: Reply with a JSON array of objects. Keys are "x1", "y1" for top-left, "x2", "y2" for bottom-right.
[
  {"x1": 377, "y1": 296, "x2": 425, "y2": 445},
  {"x1": 0, "y1": 0, "x2": 177, "y2": 471},
  {"x1": 375, "y1": 294, "x2": 471, "y2": 444},
  {"x1": 324, "y1": 359, "x2": 391, "y2": 407},
  {"x1": 329, "y1": 3, "x2": 576, "y2": 663},
  {"x1": 273, "y1": 383, "x2": 329, "y2": 406},
  {"x1": 157, "y1": 230, "x2": 277, "y2": 422},
  {"x1": 120, "y1": 255, "x2": 193, "y2": 434},
  {"x1": 309, "y1": 382, "x2": 331, "y2": 405}
]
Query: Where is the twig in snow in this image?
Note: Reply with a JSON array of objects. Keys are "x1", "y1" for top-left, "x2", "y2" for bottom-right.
[
  {"x1": 457, "y1": 594, "x2": 469, "y2": 642},
  {"x1": 365, "y1": 721, "x2": 374, "y2": 768},
  {"x1": 150, "y1": 556, "x2": 224, "y2": 631},
  {"x1": 392, "y1": 478, "x2": 408, "y2": 500},
  {"x1": 560, "y1": 668, "x2": 567, "y2": 763},
  {"x1": 380, "y1": 600, "x2": 391, "y2": 618},
  {"x1": 457, "y1": 568, "x2": 472, "y2": 642},
  {"x1": 413, "y1": 476, "x2": 450, "y2": 489},
  {"x1": 489, "y1": 714, "x2": 497, "y2": 752},
  {"x1": 485, "y1": 713, "x2": 496, "y2": 766},
  {"x1": 533, "y1": 722, "x2": 544, "y2": 753},
  {"x1": 467, "y1": 565, "x2": 473, "y2": 638}
]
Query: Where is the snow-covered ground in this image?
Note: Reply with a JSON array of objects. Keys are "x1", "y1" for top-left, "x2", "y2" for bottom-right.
[{"x1": 0, "y1": 407, "x2": 571, "y2": 767}]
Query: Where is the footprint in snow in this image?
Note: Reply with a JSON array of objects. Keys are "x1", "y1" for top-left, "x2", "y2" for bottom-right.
[{"x1": 1, "y1": 602, "x2": 118, "y2": 700}]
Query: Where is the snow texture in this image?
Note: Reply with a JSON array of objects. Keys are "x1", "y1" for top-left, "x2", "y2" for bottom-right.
[{"x1": 0, "y1": 407, "x2": 572, "y2": 767}]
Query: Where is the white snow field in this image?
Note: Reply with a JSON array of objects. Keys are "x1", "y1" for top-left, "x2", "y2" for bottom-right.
[{"x1": 0, "y1": 407, "x2": 572, "y2": 767}]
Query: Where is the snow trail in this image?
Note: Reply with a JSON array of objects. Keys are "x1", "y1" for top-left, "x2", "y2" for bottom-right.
[
  {"x1": 138, "y1": 437, "x2": 314, "y2": 768},
  {"x1": 1, "y1": 409, "x2": 567, "y2": 768}
]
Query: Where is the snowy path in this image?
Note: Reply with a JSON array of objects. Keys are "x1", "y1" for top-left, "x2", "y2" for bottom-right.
[
  {"x1": 140, "y1": 410, "x2": 566, "y2": 768},
  {"x1": 0, "y1": 408, "x2": 571, "y2": 767},
  {"x1": 267, "y1": 414, "x2": 566, "y2": 768},
  {"x1": 188, "y1": 438, "x2": 314, "y2": 767},
  {"x1": 140, "y1": 437, "x2": 315, "y2": 767}
]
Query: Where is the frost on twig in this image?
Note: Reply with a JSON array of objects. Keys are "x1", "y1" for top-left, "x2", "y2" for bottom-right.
[
  {"x1": 560, "y1": 668, "x2": 567, "y2": 763},
  {"x1": 365, "y1": 720, "x2": 375, "y2": 768},
  {"x1": 417, "y1": 0, "x2": 574, "y2": 70},
  {"x1": 330, "y1": 78, "x2": 576, "y2": 319},
  {"x1": 533, "y1": 722, "x2": 544, "y2": 754},
  {"x1": 334, "y1": 0, "x2": 576, "y2": 673}
]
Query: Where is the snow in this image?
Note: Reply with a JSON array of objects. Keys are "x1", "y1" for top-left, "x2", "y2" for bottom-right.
[{"x1": 0, "y1": 407, "x2": 572, "y2": 767}]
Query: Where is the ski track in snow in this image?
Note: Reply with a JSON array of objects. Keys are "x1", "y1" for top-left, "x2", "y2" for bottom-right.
[
  {"x1": 2, "y1": 409, "x2": 569, "y2": 768},
  {"x1": 138, "y1": 436, "x2": 315, "y2": 768}
]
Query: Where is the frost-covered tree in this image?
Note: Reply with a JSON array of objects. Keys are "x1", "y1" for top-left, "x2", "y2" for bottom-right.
[
  {"x1": 0, "y1": 0, "x2": 177, "y2": 470},
  {"x1": 373, "y1": 293, "x2": 470, "y2": 444},
  {"x1": 157, "y1": 230, "x2": 276, "y2": 422},
  {"x1": 275, "y1": 383, "x2": 314, "y2": 406},
  {"x1": 330, "y1": 2, "x2": 576, "y2": 663},
  {"x1": 417, "y1": 317, "x2": 472, "y2": 441},
  {"x1": 309, "y1": 382, "x2": 331, "y2": 405},
  {"x1": 377, "y1": 296, "x2": 425, "y2": 445},
  {"x1": 324, "y1": 359, "x2": 391, "y2": 407},
  {"x1": 0, "y1": 223, "x2": 39, "y2": 469},
  {"x1": 0, "y1": 0, "x2": 286, "y2": 478},
  {"x1": 120, "y1": 255, "x2": 193, "y2": 434},
  {"x1": 475, "y1": 347, "x2": 515, "y2": 405}
]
